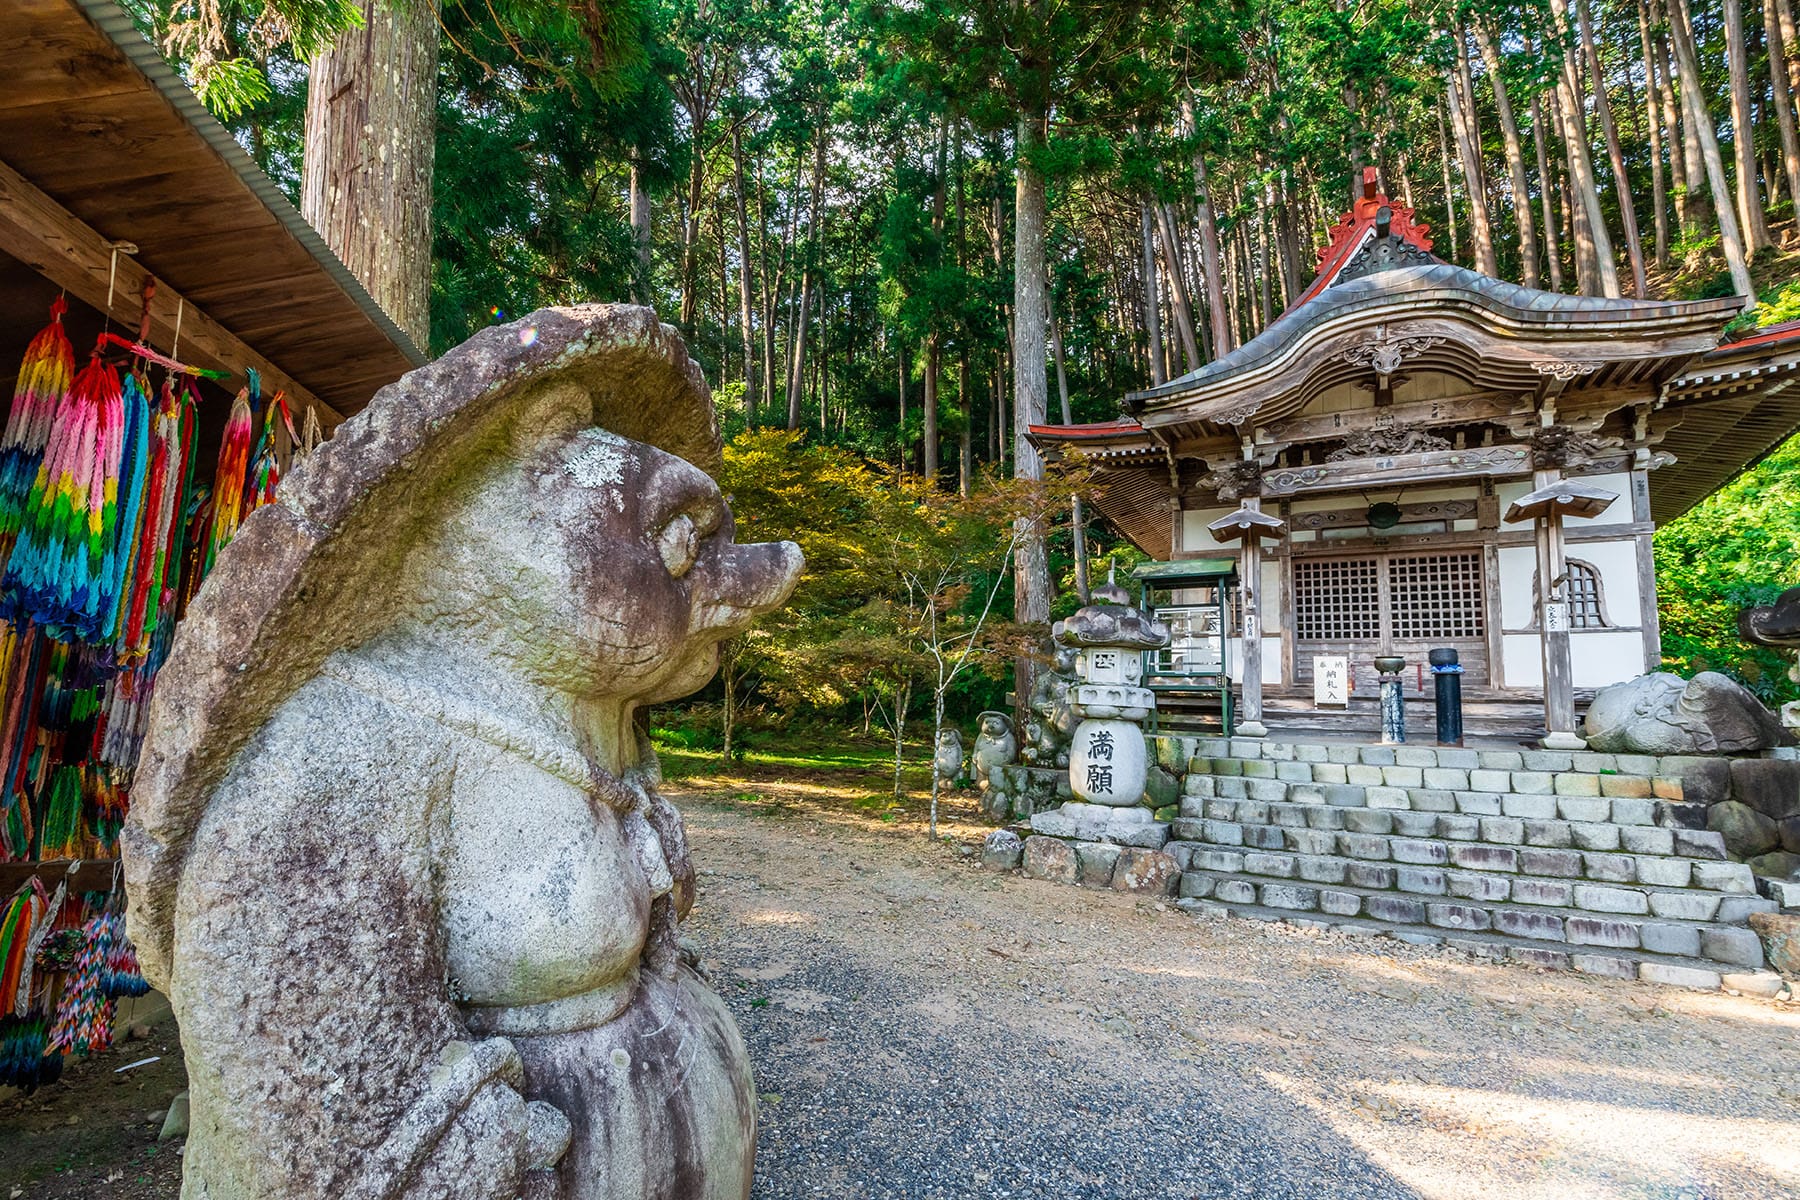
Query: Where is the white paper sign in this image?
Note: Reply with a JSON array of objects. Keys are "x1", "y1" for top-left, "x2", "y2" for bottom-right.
[
  {"x1": 1544, "y1": 602, "x2": 1569, "y2": 633},
  {"x1": 1313, "y1": 656, "x2": 1350, "y2": 707}
]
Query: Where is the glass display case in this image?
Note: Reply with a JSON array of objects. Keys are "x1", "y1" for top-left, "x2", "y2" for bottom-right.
[{"x1": 1130, "y1": 559, "x2": 1236, "y2": 733}]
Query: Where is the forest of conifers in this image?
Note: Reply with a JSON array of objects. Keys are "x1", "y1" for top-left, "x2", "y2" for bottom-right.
[{"x1": 145, "y1": 0, "x2": 1800, "y2": 707}]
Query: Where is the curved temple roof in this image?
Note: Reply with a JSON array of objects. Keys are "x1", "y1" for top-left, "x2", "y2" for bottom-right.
[
  {"x1": 1032, "y1": 169, "x2": 1800, "y2": 533},
  {"x1": 1124, "y1": 262, "x2": 1741, "y2": 427}
]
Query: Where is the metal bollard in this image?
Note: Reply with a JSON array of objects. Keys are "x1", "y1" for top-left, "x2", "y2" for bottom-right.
[
  {"x1": 1430, "y1": 648, "x2": 1464, "y2": 746},
  {"x1": 1374, "y1": 655, "x2": 1406, "y2": 744}
]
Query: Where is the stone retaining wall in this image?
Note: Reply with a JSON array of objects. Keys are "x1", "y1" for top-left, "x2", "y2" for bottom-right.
[{"x1": 992, "y1": 735, "x2": 1795, "y2": 996}]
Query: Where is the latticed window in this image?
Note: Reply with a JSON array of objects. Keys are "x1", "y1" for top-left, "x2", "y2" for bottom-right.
[
  {"x1": 1565, "y1": 561, "x2": 1605, "y2": 628},
  {"x1": 1293, "y1": 557, "x2": 1380, "y2": 640},
  {"x1": 1388, "y1": 552, "x2": 1485, "y2": 639}
]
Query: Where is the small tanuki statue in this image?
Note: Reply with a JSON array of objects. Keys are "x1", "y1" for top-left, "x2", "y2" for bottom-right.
[
  {"x1": 933, "y1": 727, "x2": 965, "y2": 785},
  {"x1": 123, "y1": 307, "x2": 802, "y2": 1200},
  {"x1": 1020, "y1": 645, "x2": 1079, "y2": 767},
  {"x1": 970, "y1": 711, "x2": 1017, "y2": 787}
]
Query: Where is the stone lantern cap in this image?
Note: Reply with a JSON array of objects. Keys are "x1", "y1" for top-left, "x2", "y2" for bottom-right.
[{"x1": 1052, "y1": 602, "x2": 1171, "y2": 651}]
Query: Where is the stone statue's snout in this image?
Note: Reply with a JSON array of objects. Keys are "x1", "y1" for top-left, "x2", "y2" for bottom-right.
[{"x1": 692, "y1": 538, "x2": 803, "y2": 635}]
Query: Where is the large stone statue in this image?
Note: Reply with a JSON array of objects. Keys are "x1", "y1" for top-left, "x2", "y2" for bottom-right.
[
  {"x1": 1584, "y1": 670, "x2": 1785, "y2": 754},
  {"x1": 122, "y1": 307, "x2": 802, "y2": 1200}
]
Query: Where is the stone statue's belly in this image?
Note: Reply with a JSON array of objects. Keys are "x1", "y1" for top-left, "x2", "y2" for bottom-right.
[{"x1": 439, "y1": 751, "x2": 650, "y2": 1018}]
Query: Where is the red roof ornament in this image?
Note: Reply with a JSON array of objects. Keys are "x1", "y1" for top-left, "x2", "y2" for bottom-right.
[{"x1": 1297, "y1": 167, "x2": 1436, "y2": 310}]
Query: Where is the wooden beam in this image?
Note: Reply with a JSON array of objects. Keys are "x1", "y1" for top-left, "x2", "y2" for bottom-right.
[
  {"x1": 1257, "y1": 393, "x2": 1530, "y2": 445},
  {"x1": 0, "y1": 156, "x2": 343, "y2": 428},
  {"x1": 0, "y1": 857, "x2": 120, "y2": 895},
  {"x1": 1262, "y1": 444, "x2": 1534, "y2": 495}
]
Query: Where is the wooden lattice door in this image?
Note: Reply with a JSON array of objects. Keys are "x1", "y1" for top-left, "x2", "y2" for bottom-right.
[{"x1": 1292, "y1": 550, "x2": 1488, "y2": 692}]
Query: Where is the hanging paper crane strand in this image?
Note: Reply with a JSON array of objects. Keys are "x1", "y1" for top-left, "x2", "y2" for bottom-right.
[
  {"x1": 0, "y1": 300, "x2": 74, "y2": 552},
  {"x1": 245, "y1": 390, "x2": 291, "y2": 513},
  {"x1": 204, "y1": 387, "x2": 252, "y2": 575},
  {"x1": 115, "y1": 380, "x2": 182, "y2": 664},
  {"x1": 98, "y1": 372, "x2": 151, "y2": 646},
  {"x1": 3, "y1": 355, "x2": 126, "y2": 641}
]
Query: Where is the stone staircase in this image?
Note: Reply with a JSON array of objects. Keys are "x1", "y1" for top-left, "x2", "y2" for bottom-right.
[{"x1": 1022, "y1": 734, "x2": 1786, "y2": 992}]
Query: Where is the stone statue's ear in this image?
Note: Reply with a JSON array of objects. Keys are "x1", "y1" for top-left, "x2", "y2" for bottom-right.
[{"x1": 501, "y1": 379, "x2": 594, "y2": 461}]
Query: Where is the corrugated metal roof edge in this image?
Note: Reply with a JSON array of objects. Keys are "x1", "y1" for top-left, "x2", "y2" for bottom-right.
[{"x1": 72, "y1": 0, "x2": 429, "y2": 369}]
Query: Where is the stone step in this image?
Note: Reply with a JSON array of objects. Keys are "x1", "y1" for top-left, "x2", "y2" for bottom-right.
[
  {"x1": 1184, "y1": 772, "x2": 1708, "y2": 834},
  {"x1": 1176, "y1": 798, "x2": 1731, "y2": 867},
  {"x1": 1162, "y1": 733, "x2": 1752, "y2": 787},
  {"x1": 1175, "y1": 893, "x2": 1765, "y2": 991},
  {"x1": 1177, "y1": 868, "x2": 1767, "y2": 971},
  {"x1": 1164, "y1": 827, "x2": 1769, "y2": 917},
  {"x1": 1187, "y1": 755, "x2": 1682, "y2": 806}
]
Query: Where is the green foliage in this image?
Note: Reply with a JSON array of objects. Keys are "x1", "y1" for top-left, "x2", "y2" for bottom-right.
[
  {"x1": 1655, "y1": 436, "x2": 1800, "y2": 702},
  {"x1": 714, "y1": 429, "x2": 1072, "y2": 725}
]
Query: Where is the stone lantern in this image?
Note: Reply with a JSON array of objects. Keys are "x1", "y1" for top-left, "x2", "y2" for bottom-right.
[{"x1": 1052, "y1": 577, "x2": 1171, "y2": 807}]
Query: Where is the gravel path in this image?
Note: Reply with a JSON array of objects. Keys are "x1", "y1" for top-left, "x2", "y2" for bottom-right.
[{"x1": 671, "y1": 781, "x2": 1800, "y2": 1200}]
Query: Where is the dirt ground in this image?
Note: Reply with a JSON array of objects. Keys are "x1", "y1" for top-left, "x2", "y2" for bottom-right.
[
  {"x1": 0, "y1": 990, "x2": 185, "y2": 1198},
  {"x1": 672, "y1": 762, "x2": 1800, "y2": 1200},
  {"x1": 4, "y1": 755, "x2": 1797, "y2": 1197}
]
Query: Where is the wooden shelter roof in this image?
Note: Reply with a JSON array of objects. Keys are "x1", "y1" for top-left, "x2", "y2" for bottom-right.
[{"x1": 0, "y1": 0, "x2": 426, "y2": 424}]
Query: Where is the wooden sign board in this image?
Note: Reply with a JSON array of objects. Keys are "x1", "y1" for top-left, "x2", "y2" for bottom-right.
[{"x1": 1313, "y1": 656, "x2": 1350, "y2": 707}]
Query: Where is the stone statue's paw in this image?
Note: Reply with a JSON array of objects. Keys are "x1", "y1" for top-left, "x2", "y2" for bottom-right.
[{"x1": 510, "y1": 966, "x2": 755, "y2": 1200}]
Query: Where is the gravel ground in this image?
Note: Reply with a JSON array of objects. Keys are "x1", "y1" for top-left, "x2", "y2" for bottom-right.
[{"x1": 671, "y1": 777, "x2": 1800, "y2": 1200}]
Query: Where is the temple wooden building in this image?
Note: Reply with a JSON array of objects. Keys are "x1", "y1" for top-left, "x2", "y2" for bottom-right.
[{"x1": 1033, "y1": 170, "x2": 1800, "y2": 745}]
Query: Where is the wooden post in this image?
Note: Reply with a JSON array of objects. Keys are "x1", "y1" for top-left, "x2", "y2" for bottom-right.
[
  {"x1": 1534, "y1": 466, "x2": 1586, "y2": 748},
  {"x1": 1238, "y1": 497, "x2": 1267, "y2": 737}
]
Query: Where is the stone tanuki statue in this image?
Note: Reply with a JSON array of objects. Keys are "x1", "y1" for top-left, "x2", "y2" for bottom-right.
[
  {"x1": 970, "y1": 711, "x2": 1017, "y2": 787},
  {"x1": 933, "y1": 727, "x2": 965, "y2": 784},
  {"x1": 121, "y1": 307, "x2": 801, "y2": 1200}
]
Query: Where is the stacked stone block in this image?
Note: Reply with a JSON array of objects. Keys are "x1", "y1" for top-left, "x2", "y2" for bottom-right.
[{"x1": 1012, "y1": 734, "x2": 1790, "y2": 993}]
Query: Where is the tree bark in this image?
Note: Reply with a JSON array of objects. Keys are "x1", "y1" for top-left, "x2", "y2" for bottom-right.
[
  {"x1": 1473, "y1": 22, "x2": 1541, "y2": 287},
  {"x1": 1766, "y1": 0, "x2": 1800, "y2": 240},
  {"x1": 629, "y1": 159, "x2": 653, "y2": 305},
  {"x1": 1183, "y1": 98, "x2": 1235, "y2": 355},
  {"x1": 1531, "y1": 92, "x2": 1566, "y2": 291},
  {"x1": 1050, "y1": 299, "x2": 1088, "y2": 600},
  {"x1": 1576, "y1": 0, "x2": 1649, "y2": 295},
  {"x1": 1013, "y1": 114, "x2": 1051, "y2": 708},
  {"x1": 786, "y1": 121, "x2": 828, "y2": 429},
  {"x1": 1447, "y1": 28, "x2": 1504, "y2": 277},
  {"x1": 731, "y1": 125, "x2": 758, "y2": 427},
  {"x1": 958, "y1": 350, "x2": 973, "y2": 497},
  {"x1": 1667, "y1": 0, "x2": 1758, "y2": 297},
  {"x1": 1724, "y1": 0, "x2": 1776, "y2": 250},
  {"x1": 1154, "y1": 203, "x2": 1201, "y2": 373},
  {"x1": 897, "y1": 340, "x2": 908, "y2": 467},
  {"x1": 1638, "y1": 0, "x2": 1672, "y2": 265},
  {"x1": 1438, "y1": 106, "x2": 1462, "y2": 260},
  {"x1": 924, "y1": 115, "x2": 949, "y2": 483},
  {"x1": 1445, "y1": 37, "x2": 1501, "y2": 277},
  {"x1": 1655, "y1": 0, "x2": 1707, "y2": 239},
  {"x1": 1138, "y1": 200, "x2": 1166, "y2": 386},
  {"x1": 301, "y1": 0, "x2": 439, "y2": 350},
  {"x1": 1545, "y1": 0, "x2": 1621, "y2": 297}
]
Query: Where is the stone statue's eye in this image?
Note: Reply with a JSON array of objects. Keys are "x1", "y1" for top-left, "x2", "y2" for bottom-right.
[{"x1": 657, "y1": 514, "x2": 699, "y2": 578}]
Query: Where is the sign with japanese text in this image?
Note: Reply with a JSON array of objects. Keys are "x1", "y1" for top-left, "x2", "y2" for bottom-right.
[{"x1": 1313, "y1": 656, "x2": 1350, "y2": 707}]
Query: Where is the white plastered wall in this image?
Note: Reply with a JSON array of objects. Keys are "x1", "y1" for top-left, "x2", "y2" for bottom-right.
[
  {"x1": 1497, "y1": 531, "x2": 1646, "y2": 691},
  {"x1": 1181, "y1": 507, "x2": 1236, "y2": 553}
]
